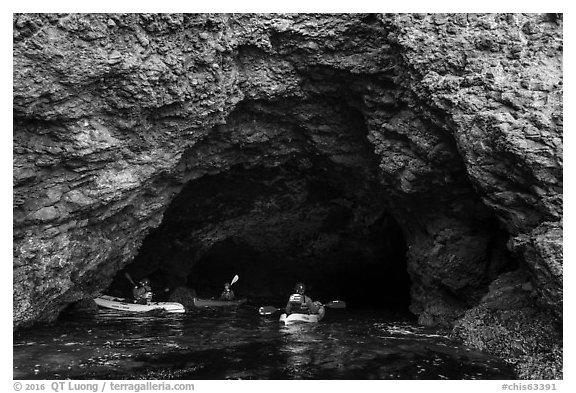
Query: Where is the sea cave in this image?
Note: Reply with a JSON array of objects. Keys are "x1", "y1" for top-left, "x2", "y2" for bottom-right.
[{"x1": 13, "y1": 13, "x2": 563, "y2": 379}]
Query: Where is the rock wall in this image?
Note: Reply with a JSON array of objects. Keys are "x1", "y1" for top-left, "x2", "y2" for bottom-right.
[
  {"x1": 382, "y1": 13, "x2": 563, "y2": 317},
  {"x1": 13, "y1": 13, "x2": 562, "y2": 378}
]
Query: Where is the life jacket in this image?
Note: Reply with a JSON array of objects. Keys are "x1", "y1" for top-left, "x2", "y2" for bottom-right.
[
  {"x1": 133, "y1": 284, "x2": 152, "y2": 304},
  {"x1": 220, "y1": 289, "x2": 235, "y2": 301},
  {"x1": 288, "y1": 293, "x2": 309, "y2": 313}
]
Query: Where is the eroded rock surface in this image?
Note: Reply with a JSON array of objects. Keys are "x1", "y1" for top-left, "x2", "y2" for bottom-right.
[{"x1": 13, "y1": 13, "x2": 562, "y2": 378}]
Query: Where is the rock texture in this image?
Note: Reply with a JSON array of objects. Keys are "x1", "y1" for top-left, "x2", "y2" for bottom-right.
[
  {"x1": 453, "y1": 270, "x2": 562, "y2": 379},
  {"x1": 13, "y1": 13, "x2": 562, "y2": 378}
]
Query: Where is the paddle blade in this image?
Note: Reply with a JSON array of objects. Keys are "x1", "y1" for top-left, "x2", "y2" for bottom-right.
[
  {"x1": 258, "y1": 306, "x2": 280, "y2": 315},
  {"x1": 230, "y1": 274, "x2": 239, "y2": 286},
  {"x1": 325, "y1": 300, "x2": 347, "y2": 309},
  {"x1": 124, "y1": 272, "x2": 135, "y2": 286}
]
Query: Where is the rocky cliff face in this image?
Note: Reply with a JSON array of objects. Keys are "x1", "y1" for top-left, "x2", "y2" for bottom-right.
[{"x1": 13, "y1": 13, "x2": 562, "y2": 378}]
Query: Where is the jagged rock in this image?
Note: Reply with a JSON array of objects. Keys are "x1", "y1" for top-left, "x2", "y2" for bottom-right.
[{"x1": 453, "y1": 270, "x2": 562, "y2": 379}]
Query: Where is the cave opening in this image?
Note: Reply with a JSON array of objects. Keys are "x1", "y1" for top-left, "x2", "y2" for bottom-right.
[
  {"x1": 185, "y1": 211, "x2": 411, "y2": 309},
  {"x1": 97, "y1": 66, "x2": 522, "y2": 324},
  {"x1": 110, "y1": 157, "x2": 412, "y2": 312}
]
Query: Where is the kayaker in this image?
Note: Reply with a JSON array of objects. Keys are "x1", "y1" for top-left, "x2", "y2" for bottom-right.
[
  {"x1": 133, "y1": 278, "x2": 153, "y2": 305},
  {"x1": 285, "y1": 282, "x2": 320, "y2": 315},
  {"x1": 220, "y1": 282, "x2": 235, "y2": 301}
]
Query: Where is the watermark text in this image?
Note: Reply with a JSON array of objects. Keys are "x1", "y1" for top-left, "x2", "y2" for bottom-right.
[
  {"x1": 13, "y1": 382, "x2": 194, "y2": 393},
  {"x1": 502, "y1": 384, "x2": 558, "y2": 391}
]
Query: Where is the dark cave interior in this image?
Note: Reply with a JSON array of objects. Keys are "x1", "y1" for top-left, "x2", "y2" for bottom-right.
[{"x1": 108, "y1": 157, "x2": 412, "y2": 310}]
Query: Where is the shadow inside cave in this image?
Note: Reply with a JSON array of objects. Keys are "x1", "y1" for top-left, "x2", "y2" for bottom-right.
[{"x1": 107, "y1": 158, "x2": 412, "y2": 313}]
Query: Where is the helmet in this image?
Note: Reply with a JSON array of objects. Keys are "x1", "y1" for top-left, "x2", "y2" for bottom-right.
[
  {"x1": 294, "y1": 282, "x2": 306, "y2": 294},
  {"x1": 139, "y1": 278, "x2": 150, "y2": 286}
]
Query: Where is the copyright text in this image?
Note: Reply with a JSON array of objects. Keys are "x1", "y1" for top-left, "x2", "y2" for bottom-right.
[{"x1": 13, "y1": 382, "x2": 195, "y2": 392}]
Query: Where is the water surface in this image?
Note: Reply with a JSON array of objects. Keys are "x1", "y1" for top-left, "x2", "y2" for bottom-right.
[{"x1": 13, "y1": 305, "x2": 516, "y2": 379}]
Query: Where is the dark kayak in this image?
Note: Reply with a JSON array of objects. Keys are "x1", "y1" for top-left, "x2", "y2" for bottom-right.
[{"x1": 193, "y1": 298, "x2": 247, "y2": 307}]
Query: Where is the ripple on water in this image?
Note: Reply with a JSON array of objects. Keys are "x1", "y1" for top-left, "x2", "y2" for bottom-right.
[{"x1": 13, "y1": 307, "x2": 517, "y2": 379}]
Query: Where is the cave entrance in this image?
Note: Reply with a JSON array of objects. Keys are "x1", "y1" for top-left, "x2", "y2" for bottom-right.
[
  {"x1": 186, "y1": 213, "x2": 410, "y2": 309},
  {"x1": 116, "y1": 158, "x2": 412, "y2": 311}
]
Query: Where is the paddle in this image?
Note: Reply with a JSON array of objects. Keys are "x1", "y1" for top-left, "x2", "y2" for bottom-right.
[
  {"x1": 230, "y1": 274, "x2": 239, "y2": 286},
  {"x1": 125, "y1": 272, "x2": 136, "y2": 286},
  {"x1": 258, "y1": 300, "x2": 347, "y2": 316},
  {"x1": 324, "y1": 300, "x2": 346, "y2": 309}
]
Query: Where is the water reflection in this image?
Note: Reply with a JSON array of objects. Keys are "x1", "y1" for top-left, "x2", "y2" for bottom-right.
[
  {"x1": 278, "y1": 324, "x2": 322, "y2": 379},
  {"x1": 13, "y1": 306, "x2": 517, "y2": 380}
]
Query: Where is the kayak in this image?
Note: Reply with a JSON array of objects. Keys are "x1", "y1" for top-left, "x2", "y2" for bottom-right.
[
  {"x1": 279, "y1": 306, "x2": 326, "y2": 324},
  {"x1": 193, "y1": 297, "x2": 247, "y2": 307},
  {"x1": 94, "y1": 295, "x2": 186, "y2": 313}
]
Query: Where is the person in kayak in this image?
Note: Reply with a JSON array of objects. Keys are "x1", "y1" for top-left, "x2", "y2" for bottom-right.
[
  {"x1": 133, "y1": 278, "x2": 153, "y2": 305},
  {"x1": 285, "y1": 282, "x2": 320, "y2": 315},
  {"x1": 220, "y1": 282, "x2": 235, "y2": 301}
]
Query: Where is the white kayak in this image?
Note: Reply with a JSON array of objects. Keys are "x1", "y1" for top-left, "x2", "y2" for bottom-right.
[
  {"x1": 94, "y1": 295, "x2": 186, "y2": 313},
  {"x1": 279, "y1": 306, "x2": 325, "y2": 324}
]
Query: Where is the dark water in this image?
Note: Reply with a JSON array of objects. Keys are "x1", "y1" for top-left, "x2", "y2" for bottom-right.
[{"x1": 14, "y1": 305, "x2": 516, "y2": 380}]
